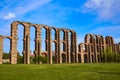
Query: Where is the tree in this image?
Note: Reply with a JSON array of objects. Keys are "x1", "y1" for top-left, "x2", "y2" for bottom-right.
[
  {"x1": 33, "y1": 56, "x2": 48, "y2": 64},
  {"x1": 101, "y1": 47, "x2": 120, "y2": 63},
  {"x1": 3, "y1": 52, "x2": 10, "y2": 59},
  {"x1": 17, "y1": 52, "x2": 23, "y2": 64}
]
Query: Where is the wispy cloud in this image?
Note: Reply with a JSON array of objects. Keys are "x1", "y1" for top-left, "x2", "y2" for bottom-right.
[
  {"x1": 3, "y1": 12, "x2": 16, "y2": 20},
  {"x1": 89, "y1": 25, "x2": 120, "y2": 43},
  {"x1": 114, "y1": 38, "x2": 120, "y2": 43},
  {"x1": 0, "y1": 0, "x2": 52, "y2": 20},
  {"x1": 80, "y1": 0, "x2": 120, "y2": 21}
]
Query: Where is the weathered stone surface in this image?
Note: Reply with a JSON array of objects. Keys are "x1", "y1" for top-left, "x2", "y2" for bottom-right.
[
  {"x1": 0, "y1": 22, "x2": 119, "y2": 64},
  {"x1": 78, "y1": 34, "x2": 120, "y2": 63}
]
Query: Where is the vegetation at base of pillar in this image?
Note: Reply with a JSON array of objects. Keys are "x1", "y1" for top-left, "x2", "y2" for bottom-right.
[
  {"x1": 3, "y1": 52, "x2": 10, "y2": 64},
  {"x1": 33, "y1": 56, "x2": 48, "y2": 64},
  {"x1": 101, "y1": 47, "x2": 120, "y2": 63},
  {"x1": 3, "y1": 52, "x2": 10, "y2": 59},
  {"x1": 17, "y1": 52, "x2": 23, "y2": 64}
]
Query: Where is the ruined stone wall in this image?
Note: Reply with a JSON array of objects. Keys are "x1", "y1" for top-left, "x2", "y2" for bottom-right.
[
  {"x1": 78, "y1": 34, "x2": 120, "y2": 63},
  {"x1": 0, "y1": 21, "x2": 77, "y2": 64},
  {"x1": 0, "y1": 21, "x2": 120, "y2": 64}
]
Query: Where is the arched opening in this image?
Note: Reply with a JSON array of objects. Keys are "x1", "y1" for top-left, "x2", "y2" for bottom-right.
[
  {"x1": 84, "y1": 54, "x2": 88, "y2": 63},
  {"x1": 41, "y1": 53, "x2": 47, "y2": 58},
  {"x1": 62, "y1": 54, "x2": 66, "y2": 63},
  {"x1": 84, "y1": 44, "x2": 88, "y2": 52},
  {"x1": 105, "y1": 36, "x2": 109, "y2": 45},
  {"x1": 60, "y1": 30, "x2": 65, "y2": 53},
  {"x1": 91, "y1": 45, "x2": 94, "y2": 52},
  {"x1": 52, "y1": 42, "x2": 56, "y2": 63},
  {"x1": 30, "y1": 26, "x2": 35, "y2": 64},
  {"x1": 100, "y1": 36, "x2": 104, "y2": 45},
  {"x1": 90, "y1": 35, "x2": 93, "y2": 43},
  {"x1": 91, "y1": 54, "x2": 94, "y2": 63},
  {"x1": 61, "y1": 42, "x2": 65, "y2": 52},
  {"x1": 60, "y1": 30, "x2": 65, "y2": 41},
  {"x1": 94, "y1": 35, "x2": 99, "y2": 44},
  {"x1": 17, "y1": 24, "x2": 24, "y2": 64},
  {"x1": 51, "y1": 28, "x2": 56, "y2": 40},
  {"x1": 97, "y1": 54, "x2": 100, "y2": 62},
  {"x1": 51, "y1": 29, "x2": 56, "y2": 63},
  {"x1": 97, "y1": 46, "x2": 99, "y2": 52},
  {"x1": 41, "y1": 28, "x2": 46, "y2": 52},
  {"x1": 41, "y1": 52, "x2": 48, "y2": 63},
  {"x1": 78, "y1": 54, "x2": 81, "y2": 63},
  {"x1": 3, "y1": 38, "x2": 10, "y2": 64},
  {"x1": 85, "y1": 34, "x2": 94, "y2": 43}
]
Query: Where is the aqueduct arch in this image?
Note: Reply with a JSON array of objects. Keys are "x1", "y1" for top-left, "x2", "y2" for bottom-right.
[
  {"x1": 0, "y1": 21, "x2": 77, "y2": 64},
  {"x1": 0, "y1": 21, "x2": 120, "y2": 64}
]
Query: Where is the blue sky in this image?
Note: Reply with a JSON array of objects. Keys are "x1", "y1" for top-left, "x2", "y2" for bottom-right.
[{"x1": 0, "y1": 0, "x2": 120, "y2": 53}]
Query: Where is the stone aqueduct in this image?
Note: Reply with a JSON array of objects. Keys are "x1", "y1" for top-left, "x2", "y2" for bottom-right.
[{"x1": 0, "y1": 21, "x2": 120, "y2": 64}]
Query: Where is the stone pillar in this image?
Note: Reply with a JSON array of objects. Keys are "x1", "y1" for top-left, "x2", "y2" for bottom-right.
[
  {"x1": 22, "y1": 24, "x2": 30, "y2": 64},
  {"x1": 34, "y1": 26, "x2": 41, "y2": 64},
  {"x1": 71, "y1": 32, "x2": 75, "y2": 63},
  {"x1": 10, "y1": 22, "x2": 18, "y2": 64},
  {"x1": 55, "y1": 29, "x2": 59, "y2": 63},
  {"x1": 79, "y1": 43, "x2": 84, "y2": 63},
  {"x1": 94, "y1": 43, "x2": 98, "y2": 63},
  {"x1": 46, "y1": 27, "x2": 52, "y2": 64},
  {"x1": 49, "y1": 28, "x2": 52, "y2": 64},
  {"x1": 71, "y1": 31, "x2": 78, "y2": 63},
  {"x1": 0, "y1": 36, "x2": 3, "y2": 64},
  {"x1": 66, "y1": 31, "x2": 70, "y2": 63},
  {"x1": 63, "y1": 30, "x2": 67, "y2": 63},
  {"x1": 88, "y1": 44, "x2": 92, "y2": 63},
  {"x1": 58, "y1": 29, "x2": 62, "y2": 63},
  {"x1": 74, "y1": 32, "x2": 78, "y2": 63}
]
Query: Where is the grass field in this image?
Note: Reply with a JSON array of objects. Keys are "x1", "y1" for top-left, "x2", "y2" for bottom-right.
[{"x1": 0, "y1": 63, "x2": 120, "y2": 80}]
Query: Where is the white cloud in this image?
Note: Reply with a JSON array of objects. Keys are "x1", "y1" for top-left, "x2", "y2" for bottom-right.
[
  {"x1": 3, "y1": 12, "x2": 16, "y2": 20},
  {"x1": 89, "y1": 25, "x2": 120, "y2": 43},
  {"x1": 0, "y1": 0, "x2": 52, "y2": 20},
  {"x1": 15, "y1": 0, "x2": 52, "y2": 16},
  {"x1": 80, "y1": 0, "x2": 120, "y2": 21},
  {"x1": 114, "y1": 38, "x2": 120, "y2": 43}
]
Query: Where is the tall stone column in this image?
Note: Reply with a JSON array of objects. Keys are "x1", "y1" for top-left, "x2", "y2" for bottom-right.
[
  {"x1": 0, "y1": 36, "x2": 3, "y2": 64},
  {"x1": 88, "y1": 44, "x2": 92, "y2": 63},
  {"x1": 71, "y1": 31, "x2": 78, "y2": 63},
  {"x1": 74, "y1": 32, "x2": 78, "y2": 63},
  {"x1": 66, "y1": 31, "x2": 70, "y2": 63},
  {"x1": 46, "y1": 28, "x2": 52, "y2": 64},
  {"x1": 71, "y1": 32, "x2": 75, "y2": 63},
  {"x1": 22, "y1": 24, "x2": 30, "y2": 64},
  {"x1": 80, "y1": 43, "x2": 84, "y2": 63},
  {"x1": 34, "y1": 26, "x2": 41, "y2": 64},
  {"x1": 94, "y1": 43, "x2": 98, "y2": 63},
  {"x1": 58, "y1": 29, "x2": 62, "y2": 63},
  {"x1": 49, "y1": 28, "x2": 52, "y2": 64},
  {"x1": 55, "y1": 29, "x2": 59, "y2": 63},
  {"x1": 10, "y1": 22, "x2": 18, "y2": 64},
  {"x1": 63, "y1": 30, "x2": 67, "y2": 63}
]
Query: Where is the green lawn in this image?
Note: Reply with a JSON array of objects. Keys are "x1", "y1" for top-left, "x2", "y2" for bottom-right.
[{"x1": 0, "y1": 63, "x2": 120, "y2": 80}]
